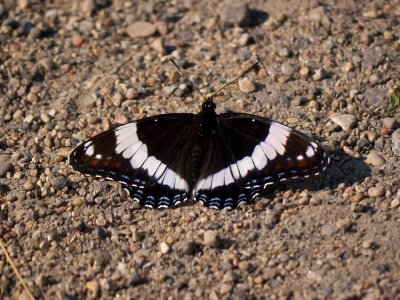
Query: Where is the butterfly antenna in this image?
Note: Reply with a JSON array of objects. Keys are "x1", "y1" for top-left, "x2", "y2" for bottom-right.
[
  {"x1": 213, "y1": 61, "x2": 259, "y2": 97},
  {"x1": 169, "y1": 59, "x2": 207, "y2": 101}
]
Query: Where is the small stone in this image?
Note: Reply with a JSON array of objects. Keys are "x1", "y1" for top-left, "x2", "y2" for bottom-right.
[
  {"x1": 382, "y1": 117, "x2": 397, "y2": 130},
  {"x1": 365, "y1": 150, "x2": 385, "y2": 167},
  {"x1": 151, "y1": 38, "x2": 165, "y2": 54},
  {"x1": 220, "y1": 283, "x2": 233, "y2": 295},
  {"x1": 72, "y1": 34, "x2": 84, "y2": 47},
  {"x1": 392, "y1": 129, "x2": 400, "y2": 156},
  {"x1": 254, "y1": 198, "x2": 269, "y2": 211},
  {"x1": 160, "y1": 242, "x2": 170, "y2": 254},
  {"x1": 181, "y1": 239, "x2": 197, "y2": 255},
  {"x1": 281, "y1": 63, "x2": 296, "y2": 76},
  {"x1": 368, "y1": 184, "x2": 385, "y2": 198},
  {"x1": 24, "y1": 114, "x2": 34, "y2": 123},
  {"x1": 24, "y1": 181, "x2": 34, "y2": 191},
  {"x1": 219, "y1": 1, "x2": 251, "y2": 27},
  {"x1": 238, "y1": 77, "x2": 256, "y2": 93},
  {"x1": 81, "y1": 0, "x2": 96, "y2": 17},
  {"x1": 391, "y1": 198, "x2": 400, "y2": 209},
  {"x1": 331, "y1": 114, "x2": 357, "y2": 132},
  {"x1": 13, "y1": 110, "x2": 23, "y2": 120},
  {"x1": 299, "y1": 67, "x2": 309, "y2": 77},
  {"x1": 79, "y1": 20, "x2": 94, "y2": 33},
  {"x1": 309, "y1": 6, "x2": 326, "y2": 21},
  {"x1": 278, "y1": 47, "x2": 289, "y2": 57},
  {"x1": 35, "y1": 274, "x2": 48, "y2": 287},
  {"x1": 72, "y1": 197, "x2": 84, "y2": 207},
  {"x1": 127, "y1": 22, "x2": 157, "y2": 38},
  {"x1": 39, "y1": 58, "x2": 55, "y2": 71},
  {"x1": 19, "y1": 0, "x2": 29, "y2": 9},
  {"x1": 238, "y1": 260, "x2": 250, "y2": 271},
  {"x1": 128, "y1": 272, "x2": 144, "y2": 286},
  {"x1": 369, "y1": 74, "x2": 380, "y2": 85},
  {"x1": 86, "y1": 280, "x2": 99, "y2": 298},
  {"x1": 95, "y1": 216, "x2": 107, "y2": 227},
  {"x1": 162, "y1": 85, "x2": 177, "y2": 96},
  {"x1": 0, "y1": 155, "x2": 12, "y2": 178},
  {"x1": 126, "y1": 88, "x2": 138, "y2": 100},
  {"x1": 362, "y1": 240, "x2": 372, "y2": 249},
  {"x1": 312, "y1": 68, "x2": 329, "y2": 81},
  {"x1": 203, "y1": 230, "x2": 220, "y2": 248},
  {"x1": 363, "y1": 10, "x2": 378, "y2": 18},
  {"x1": 383, "y1": 31, "x2": 393, "y2": 40},
  {"x1": 360, "y1": 31, "x2": 372, "y2": 45},
  {"x1": 344, "y1": 62, "x2": 354, "y2": 72},
  {"x1": 40, "y1": 112, "x2": 50, "y2": 123},
  {"x1": 238, "y1": 33, "x2": 250, "y2": 46},
  {"x1": 50, "y1": 174, "x2": 67, "y2": 190}
]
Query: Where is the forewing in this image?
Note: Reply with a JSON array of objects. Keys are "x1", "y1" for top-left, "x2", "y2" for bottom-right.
[{"x1": 69, "y1": 113, "x2": 196, "y2": 208}]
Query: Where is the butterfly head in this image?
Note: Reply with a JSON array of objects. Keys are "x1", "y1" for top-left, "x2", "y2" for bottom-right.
[{"x1": 201, "y1": 98, "x2": 216, "y2": 111}]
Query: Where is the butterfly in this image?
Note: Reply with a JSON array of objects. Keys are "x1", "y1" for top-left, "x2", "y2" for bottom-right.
[{"x1": 69, "y1": 61, "x2": 330, "y2": 209}]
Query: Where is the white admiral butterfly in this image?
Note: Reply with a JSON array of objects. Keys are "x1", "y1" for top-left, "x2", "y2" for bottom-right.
[{"x1": 69, "y1": 61, "x2": 330, "y2": 209}]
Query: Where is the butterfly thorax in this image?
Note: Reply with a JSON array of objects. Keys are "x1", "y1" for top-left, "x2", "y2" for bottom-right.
[{"x1": 195, "y1": 99, "x2": 217, "y2": 137}]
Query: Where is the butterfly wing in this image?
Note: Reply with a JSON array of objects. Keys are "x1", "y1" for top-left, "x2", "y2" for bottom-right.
[
  {"x1": 69, "y1": 113, "x2": 196, "y2": 208},
  {"x1": 193, "y1": 113, "x2": 329, "y2": 209}
]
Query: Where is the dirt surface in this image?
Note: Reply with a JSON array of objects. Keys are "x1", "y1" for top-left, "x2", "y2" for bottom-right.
[{"x1": 1, "y1": 0, "x2": 400, "y2": 299}]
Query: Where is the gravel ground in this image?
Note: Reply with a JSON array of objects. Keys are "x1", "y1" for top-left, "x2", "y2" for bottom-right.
[{"x1": 1, "y1": 0, "x2": 400, "y2": 299}]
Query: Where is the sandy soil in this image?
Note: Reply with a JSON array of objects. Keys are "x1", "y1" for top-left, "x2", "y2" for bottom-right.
[{"x1": 0, "y1": 0, "x2": 400, "y2": 299}]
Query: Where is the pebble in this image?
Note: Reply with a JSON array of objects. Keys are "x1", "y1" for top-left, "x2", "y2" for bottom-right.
[
  {"x1": 39, "y1": 58, "x2": 55, "y2": 71},
  {"x1": 278, "y1": 47, "x2": 289, "y2": 57},
  {"x1": 50, "y1": 174, "x2": 67, "y2": 190},
  {"x1": 392, "y1": 129, "x2": 400, "y2": 156},
  {"x1": 72, "y1": 34, "x2": 84, "y2": 47},
  {"x1": 40, "y1": 112, "x2": 50, "y2": 123},
  {"x1": 382, "y1": 117, "x2": 397, "y2": 130},
  {"x1": 86, "y1": 280, "x2": 99, "y2": 298},
  {"x1": 391, "y1": 199, "x2": 400, "y2": 209},
  {"x1": 369, "y1": 74, "x2": 380, "y2": 85},
  {"x1": 162, "y1": 85, "x2": 177, "y2": 96},
  {"x1": 365, "y1": 150, "x2": 385, "y2": 167},
  {"x1": 81, "y1": 0, "x2": 96, "y2": 17},
  {"x1": 367, "y1": 184, "x2": 385, "y2": 198},
  {"x1": 203, "y1": 230, "x2": 220, "y2": 248},
  {"x1": 220, "y1": 283, "x2": 233, "y2": 294},
  {"x1": 219, "y1": 1, "x2": 251, "y2": 27},
  {"x1": 238, "y1": 77, "x2": 256, "y2": 93},
  {"x1": 126, "y1": 88, "x2": 138, "y2": 100},
  {"x1": 331, "y1": 114, "x2": 357, "y2": 132},
  {"x1": 344, "y1": 62, "x2": 354, "y2": 72},
  {"x1": 95, "y1": 216, "x2": 107, "y2": 227},
  {"x1": 151, "y1": 38, "x2": 165, "y2": 54},
  {"x1": 24, "y1": 181, "x2": 34, "y2": 191},
  {"x1": 238, "y1": 33, "x2": 250, "y2": 46},
  {"x1": 0, "y1": 155, "x2": 12, "y2": 178},
  {"x1": 160, "y1": 242, "x2": 170, "y2": 254},
  {"x1": 383, "y1": 31, "x2": 393, "y2": 40},
  {"x1": 363, "y1": 87, "x2": 387, "y2": 108},
  {"x1": 312, "y1": 68, "x2": 329, "y2": 81},
  {"x1": 281, "y1": 63, "x2": 296, "y2": 76},
  {"x1": 126, "y1": 22, "x2": 157, "y2": 38},
  {"x1": 299, "y1": 67, "x2": 309, "y2": 77}
]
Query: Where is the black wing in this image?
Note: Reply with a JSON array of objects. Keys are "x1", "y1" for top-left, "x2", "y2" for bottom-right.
[
  {"x1": 69, "y1": 114, "x2": 196, "y2": 208},
  {"x1": 193, "y1": 113, "x2": 330, "y2": 209}
]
